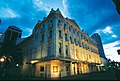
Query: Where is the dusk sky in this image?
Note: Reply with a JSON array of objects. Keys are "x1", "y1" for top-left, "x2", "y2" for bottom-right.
[{"x1": 0, "y1": 0, "x2": 120, "y2": 62}]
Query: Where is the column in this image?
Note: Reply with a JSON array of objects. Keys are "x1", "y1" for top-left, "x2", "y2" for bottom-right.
[
  {"x1": 44, "y1": 22, "x2": 48, "y2": 57},
  {"x1": 52, "y1": 17, "x2": 58, "y2": 57}
]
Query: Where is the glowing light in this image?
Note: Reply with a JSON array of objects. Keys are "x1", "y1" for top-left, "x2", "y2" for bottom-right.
[
  {"x1": 31, "y1": 60, "x2": 39, "y2": 64},
  {"x1": 16, "y1": 64, "x2": 19, "y2": 66},
  {"x1": 31, "y1": 61, "x2": 34, "y2": 64},
  {"x1": 53, "y1": 66, "x2": 58, "y2": 73},
  {"x1": 0, "y1": 58, "x2": 5, "y2": 62}
]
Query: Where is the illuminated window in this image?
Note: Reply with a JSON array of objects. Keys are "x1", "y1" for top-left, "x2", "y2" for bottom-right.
[{"x1": 53, "y1": 66, "x2": 58, "y2": 73}]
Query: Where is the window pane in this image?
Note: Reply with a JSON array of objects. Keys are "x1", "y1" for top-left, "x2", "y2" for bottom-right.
[{"x1": 40, "y1": 66, "x2": 44, "y2": 72}]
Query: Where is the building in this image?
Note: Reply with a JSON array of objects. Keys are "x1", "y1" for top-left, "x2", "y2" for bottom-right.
[
  {"x1": 91, "y1": 33, "x2": 106, "y2": 58},
  {"x1": 113, "y1": 0, "x2": 120, "y2": 15},
  {"x1": 21, "y1": 8, "x2": 102, "y2": 78},
  {"x1": 0, "y1": 26, "x2": 23, "y2": 77},
  {"x1": 91, "y1": 33, "x2": 108, "y2": 70},
  {"x1": 0, "y1": 32, "x2": 3, "y2": 48},
  {"x1": 0, "y1": 25, "x2": 22, "y2": 56},
  {"x1": 2, "y1": 26, "x2": 22, "y2": 48}
]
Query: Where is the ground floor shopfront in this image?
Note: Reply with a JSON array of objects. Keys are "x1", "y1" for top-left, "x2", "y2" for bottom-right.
[{"x1": 22, "y1": 59, "x2": 101, "y2": 78}]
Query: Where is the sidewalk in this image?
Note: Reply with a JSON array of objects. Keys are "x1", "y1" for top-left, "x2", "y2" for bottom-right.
[
  {"x1": 0, "y1": 69, "x2": 119, "y2": 80},
  {"x1": 60, "y1": 70, "x2": 118, "y2": 80}
]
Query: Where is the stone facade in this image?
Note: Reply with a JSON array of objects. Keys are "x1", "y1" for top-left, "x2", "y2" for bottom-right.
[{"x1": 21, "y1": 8, "x2": 102, "y2": 78}]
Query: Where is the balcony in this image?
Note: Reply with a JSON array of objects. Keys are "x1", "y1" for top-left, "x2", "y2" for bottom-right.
[{"x1": 57, "y1": 54, "x2": 64, "y2": 58}]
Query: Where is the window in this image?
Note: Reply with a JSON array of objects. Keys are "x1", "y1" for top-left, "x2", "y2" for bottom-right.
[
  {"x1": 77, "y1": 32, "x2": 79, "y2": 37},
  {"x1": 19, "y1": 34, "x2": 21, "y2": 38},
  {"x1": 59, "y1": 43, "x2": 62, "y2": 54},
  {"x1": 74, "y1": 39, "x2": 76, "y2": 44},
  {"x1": 50, "y1": 20, "x2": 52, "y2": 23},
  {"x1": 43, "y1": 24, "x2": 45, "y2": 27},
  {"x1": 41, "y1": 34, "x2": 44, "y2": 42},
  {"x1": 73, "y1": 29, "x2": 75, "y2": 34},
  {"x1": 40, "y1": 66, "x2": 44, "y2": 72},
  {"x1": 66, "y1": 66, "x2": 69, "y2": 71},
  {"x1": 82, "y1": 42, "x2": 84, "y2": 48},
  {"x1": 58, "y1": 20, "x2": 60, "y2": 23},
  {"x1": 79, "y1": 41, "x2": 81, "y2": 47},
  {"x1": 59, "y1": 30, "x2": 62, "y2": 38},
  {"x1": 42, "y1": 25, "x2": 45, "y2": 32},
  {"x1": 53, "y1": 66, "x2": 58, "y2": 73},
  {"x1": 65, "y1": 33, "x2": 67, "y2": 41},
  {"x1": 69, "y1": 26, "x2": 71, "y2": 32},
  {"x1": 64, "y1": 23, "x2": 66, "y2": 31},
  {"x1": 70, "y1": 37, "x2": 72, "y2": 43},
  {"x1": 66, "y1": 45, "x2": 68, "y2": 56},
  {"x1": 47, "y1": 43, "x2": 51, "y2": 56},
  {"x1": 50, "y1": 30, "x2": 52, "y2": 38}
]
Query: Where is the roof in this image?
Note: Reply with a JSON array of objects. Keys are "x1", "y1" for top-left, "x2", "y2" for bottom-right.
[{"x1": 66, "y1": 19, "x2": 81, "y2": 32}]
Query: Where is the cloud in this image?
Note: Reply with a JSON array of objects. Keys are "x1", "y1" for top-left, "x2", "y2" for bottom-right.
[
  {"x1": 62, "y1": 0, "x2": 67, "y2": 11},
  {"x1": 22, "y1": 28, "x2": 33, "y2": 37},
  {"x1": 111, "y1": 34, "x2": 117, "y2": 38},
  {"x1": 33, "y1": 0, "x2": 50, "y2": 14},
  {"x1": 95, "y1": 29, "x2": 102, "y2": 34},
  {"x1": 103, "y1": 40, "x2": 120, "y2": 61},
  {"x1": 103, "y1": 26, "x2": 113, "y2": 34},
  {"x1": 0, "y1": 7, "x2": 20, "y2": 18},
  {"x1": 103, "y1": 40, "x2": 120, "y2": 49},
  {"x1": 32, "y1": 0, "x2": 70, "y2": 18},
  {"x1": 95, "y1": 26, "x2": 117, "y2": 39},
  {"x1": 62, "y1": 0, "x2": 70, "y2": 17}
]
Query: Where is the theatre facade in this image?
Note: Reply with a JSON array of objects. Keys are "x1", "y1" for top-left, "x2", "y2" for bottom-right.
[{"x1": 21, "y1": 8, "x2": 102, "y2": 78}]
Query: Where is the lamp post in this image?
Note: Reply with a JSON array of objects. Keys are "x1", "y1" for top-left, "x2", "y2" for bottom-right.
[
  {"x1": 0, "y1": 56, "x2": 6, "y2": 78},
  {"x1": 0, "y1": 55, "x2": 15, "y2": 78}
]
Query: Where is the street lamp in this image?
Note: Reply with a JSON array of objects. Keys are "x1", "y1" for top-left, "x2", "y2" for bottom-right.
[
  {"x1": 0, "y1": 57, "x2": 5, "y2": 62},
  {"x1": 16, "y1": 64, "x2": 19, "y2": 67}
]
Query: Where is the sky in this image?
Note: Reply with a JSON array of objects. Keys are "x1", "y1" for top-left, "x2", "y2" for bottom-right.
[{"x1": 0, "y1": 0, "x2": 120, "y2": 62}]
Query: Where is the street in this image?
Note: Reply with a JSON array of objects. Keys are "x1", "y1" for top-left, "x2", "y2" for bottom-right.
[
  {"x1": 60, "y1": 69, "x2": 120, "y2": 80},
  {"x1": 0, "y1": 69, "x2": 120, "y2": 80}
]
